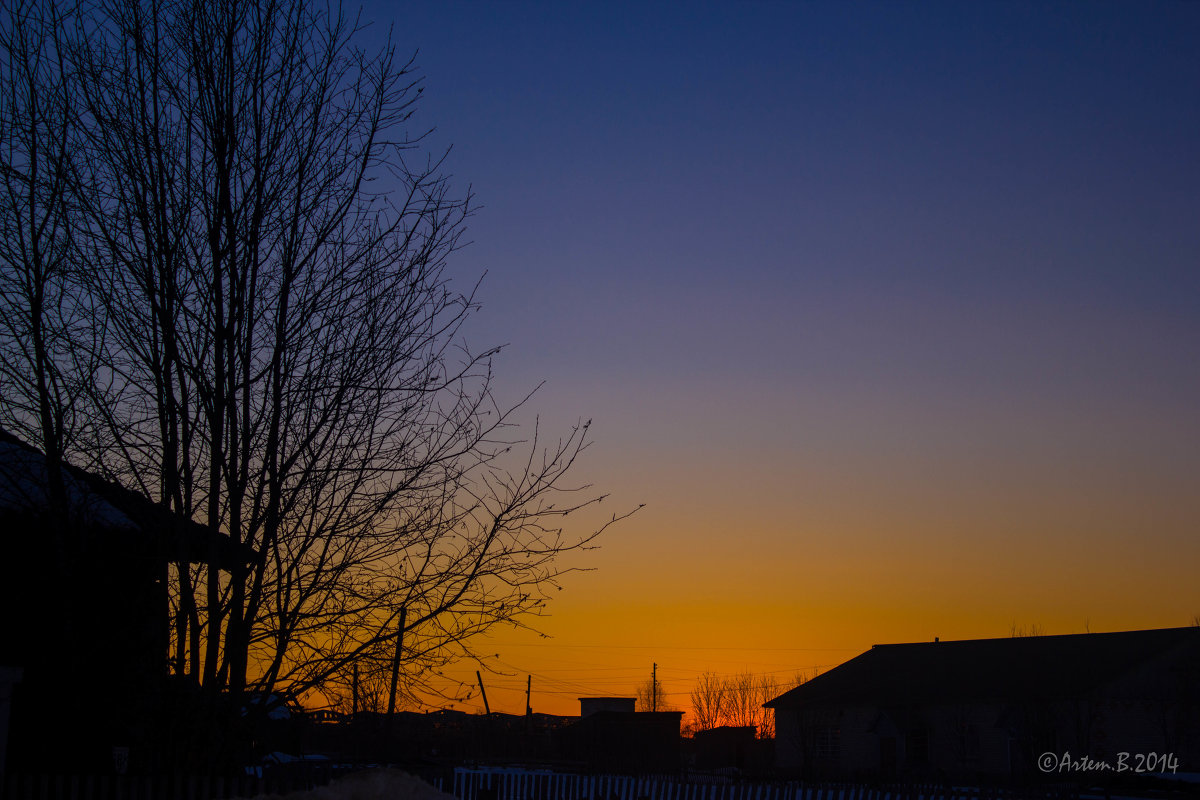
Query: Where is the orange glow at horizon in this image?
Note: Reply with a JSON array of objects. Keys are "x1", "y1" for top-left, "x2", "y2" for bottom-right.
[{"x1": 421, "y1": 509, "x2": 1199, "y2": 720}]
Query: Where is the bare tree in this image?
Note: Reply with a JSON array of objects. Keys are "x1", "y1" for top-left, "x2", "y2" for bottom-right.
[
  {"x1": 688, "y1": 670, "x2": 781, "y2": 738},
  {"x1": 689, "y1": 671, "x2": 727, "y2": 731},
  {"x1": 755, "y1": 673, "x2": 781, "y2": 738},
  {"x1": 1010, "y1": 623, "x2": 1047, "y2": 637},
  {"x1": 635, "y1": 676, "x2": 673, "y2": 712},
  {"x1": 724, "y1": 671, "x2": 761, "y2": 730},
  {"x1": 324, "y1": 661, "x2": 407, "y2": 718},
  {"x1": 0, "y1": 0, "x2": 84, "y2": 539},
  {"x1": 1, "y1": 0, "x2": 632, "y2": 750}
]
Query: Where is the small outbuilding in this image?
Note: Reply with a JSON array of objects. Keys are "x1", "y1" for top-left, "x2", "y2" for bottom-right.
[{"x1": 579, "y1": 696, "x2": 636, "y2": 716}]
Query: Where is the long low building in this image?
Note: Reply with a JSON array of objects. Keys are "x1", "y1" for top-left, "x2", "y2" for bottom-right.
[{"x1": 765, "y1": 627, "x2": 1200, "y2": 781}]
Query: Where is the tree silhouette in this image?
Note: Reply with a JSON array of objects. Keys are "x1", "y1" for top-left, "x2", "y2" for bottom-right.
[
  {"x1": 0, "y1": 0, "x2": 631, "y2": 749},
  {"x1": 689, "y1": 671, "x2": 727, "y2": 731},
  {"x1": 689, "y1": 670, "x2": 783, "y2": 738},
  {"x1": 0, "y1": 0, "x2": 81, "y2": 560},
  {"x1": 636, "y1": 676, "x2": 673, "y2": 712}
]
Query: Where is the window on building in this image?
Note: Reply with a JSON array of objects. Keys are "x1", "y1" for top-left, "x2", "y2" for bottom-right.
[
  {"x1": 959, "y1": 723, "x2": 980, "y2": 763},
  {"x1": 815, "y1": 725, "x2": 841, "y2": 764},
  {"x1": 906, "y1": 729, "x2": 929, "y2": 767}
]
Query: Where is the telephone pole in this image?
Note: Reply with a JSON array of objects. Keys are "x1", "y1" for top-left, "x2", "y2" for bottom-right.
[
  {"x1": 386, "y1": 606, "x2": 407, "y2": 719},
  {"x1": 476, "y1": 670, "x2": 491, "y2": 715},
  {"x1": 652, "y1": 662, "x2": 657, "y2": 713},
  {"x1": 384, "y1": 606, "x2": 408, "y2": 751}
]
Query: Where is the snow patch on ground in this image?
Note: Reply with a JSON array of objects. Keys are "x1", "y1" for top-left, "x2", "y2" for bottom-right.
[{"x1": 243, "y1": 769, "x2": 453, "y2": 800}]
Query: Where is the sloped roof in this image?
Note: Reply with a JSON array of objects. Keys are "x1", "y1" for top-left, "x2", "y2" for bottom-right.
[
  {"x1": 766, "y1": 627, "x2": 1200, "y2": 710},
  {"x1": 0, "y1": 430, "x2": 133, "y2": 528},
  {"x1": 0, "y1": 428, "x2": 250, "y2": 568}
]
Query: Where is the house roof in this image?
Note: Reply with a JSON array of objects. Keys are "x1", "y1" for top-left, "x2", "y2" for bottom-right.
[
  {"x1": 765, "y1": 627, "x2": 1200, "y2": 710},
  {"x1": 0, "y1": 428, "x2": 250, "y2": 568}
]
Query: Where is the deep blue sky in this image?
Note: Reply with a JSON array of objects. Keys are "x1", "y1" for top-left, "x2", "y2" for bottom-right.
[
  {"x1": 384, "y1": 1, "x2": 1200, "y2": 380},
  {"x1": 357, "y1": 1, "x2": 1200, "y2": 713}
]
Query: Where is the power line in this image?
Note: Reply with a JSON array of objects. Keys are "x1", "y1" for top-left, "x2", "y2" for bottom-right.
[
  {"x1": 484, "y1": 662, "x2": 835, "y2": 685},
  {"x1": 495, "y1": 643, "x2": 858, "y2": 652}
]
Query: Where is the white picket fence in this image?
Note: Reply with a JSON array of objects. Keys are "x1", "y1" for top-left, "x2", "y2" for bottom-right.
[
  {"x1": 454, "y1": 770, "x2": 782, "y2": 800},
  {"x1": 450, "y1": 768, "x2": 1064, "y2": 800}
]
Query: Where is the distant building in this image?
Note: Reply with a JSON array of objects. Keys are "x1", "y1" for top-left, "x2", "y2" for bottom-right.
[
  {"x1": 571, "y1": 696, "x2": 681, "y2": 771},
  {"x1": 692, "y1": 725, "x2": 765, "y2": 772},
  {"x1": 579, "y1": 697, "x2": 636, "y2": 716},
  {"x1": 574, "y1": 709, "x2": 684, "y2": 773},
  {"x1": 766, "y1": 627, "x2": 1200, "y2": 781},
  {"x1": 298, "y1": 699, "x2": 683, "y2": 774}
]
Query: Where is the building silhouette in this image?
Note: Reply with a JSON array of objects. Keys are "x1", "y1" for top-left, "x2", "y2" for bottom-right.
[{"x1": 766, "y1": 627, "x2": 1200, "y2": 781}]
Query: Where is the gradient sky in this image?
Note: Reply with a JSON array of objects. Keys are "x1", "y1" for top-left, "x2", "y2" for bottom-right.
[{"x1": 355, "y1": 1, "x2": 1200, "y2": 717}]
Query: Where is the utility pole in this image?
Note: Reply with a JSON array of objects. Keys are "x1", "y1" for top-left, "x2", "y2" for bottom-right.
[
  {"x1": 526, "y1": 675, "x2": 532, "y2": 717},
  {"x1": 476, "y1": 670, "x2": 491, "y2": 715},
  {"x1": 652, "y1": 662, "x2": 658, "y2": 713},
  {"x1": 351, "y1": 661, "x2": 361, "y2": 764},
  {"x1": 384, "y1": 606, "x2": 407, "y2": 755},
  {"x1": 386, "y1": 606, "x2": 407, "y2": 719}
]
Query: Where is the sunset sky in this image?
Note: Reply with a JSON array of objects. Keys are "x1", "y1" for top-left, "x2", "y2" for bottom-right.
[{"x1": 359, "y1": 1, "x2": 1200, "y2": 717}]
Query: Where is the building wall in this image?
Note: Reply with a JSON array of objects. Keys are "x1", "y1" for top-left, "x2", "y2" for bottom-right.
[
  {"x1": 777, "y1": 689, "x2": 1200, "y2": 781},
  {"x1": 1099, "y1": 636, "x2": 1200, "y2": 762},
  {"x1": 574, "y1": 711, "x2": 684, "y2": 773},
  {"x1": 0, "y1": 667, "x2": 21, "y2": 776},
  {"x1": 774, "y1": 704, "x2": 876, "y2": 777},
  {"x1": 1, "y1": 510, "x2": 167, "y2": 773}
]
